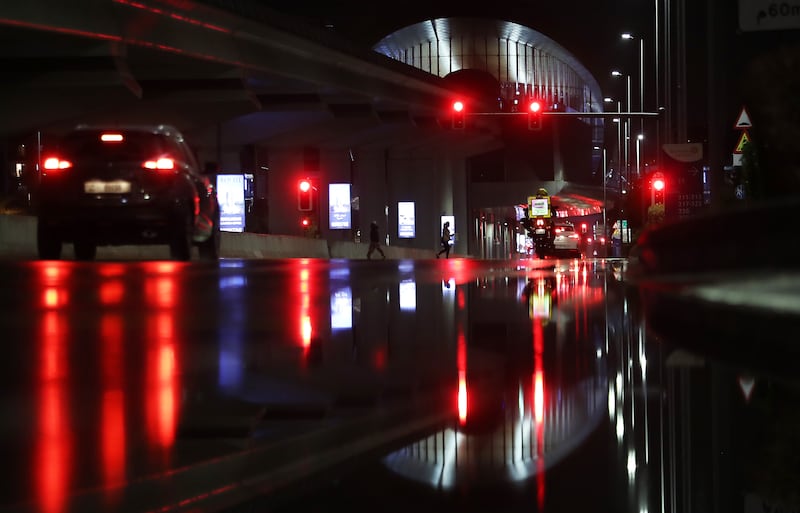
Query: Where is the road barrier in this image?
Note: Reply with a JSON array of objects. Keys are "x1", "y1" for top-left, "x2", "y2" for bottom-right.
[{"x1": 0, "y1": 214, "x2": 438, "y2": 260}]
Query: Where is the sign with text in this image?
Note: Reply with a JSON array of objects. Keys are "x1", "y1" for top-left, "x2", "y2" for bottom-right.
[
  {"x1": 217, "y1": 174, "x2": 246, "y2": 232},
  {"x1": 328, "y1": 183, "x2": 352, "y2": 230},
  {"x1": 528, "y1": 197, "x2": 551, "y2": 217},
  {"x1": 398, "y1": 201, "x2": 416, "y2": 238},
  {"x1": 739, "y1": 0, "x2": 800, "y2": 31}
]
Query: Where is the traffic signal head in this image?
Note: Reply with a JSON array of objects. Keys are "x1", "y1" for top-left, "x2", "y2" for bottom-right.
[
  {"x1": 651, "y1": 174, "x2": 666, "y2": 205},
  {"x1": 528, "y1": 100, "x2": 543, "y2": 130},
  {"x1": 297, "y1": 178, "x2": 313, "y2": 211},
  {"x1": 451, "y1": 99, "x2": 465, "y2": 129}
]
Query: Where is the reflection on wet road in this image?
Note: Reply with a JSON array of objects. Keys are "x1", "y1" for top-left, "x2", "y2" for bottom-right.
[{"x1": 1, "y1": 257, "x2": 797, "y2": 513}]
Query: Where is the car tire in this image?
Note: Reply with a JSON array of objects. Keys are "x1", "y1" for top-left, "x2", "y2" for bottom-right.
[
  {"x1": 37, "y1": 220, "x2": 63, "y2": 260},
  {"x1": 197, "y1": 209, "x2": 220, "y2": 261},
  {"x1": 169, "y1": 211, "x2": 193, "y2": 261},
  {"x1": 73, "y1": 238, "x2": 97, "y2": 261}
]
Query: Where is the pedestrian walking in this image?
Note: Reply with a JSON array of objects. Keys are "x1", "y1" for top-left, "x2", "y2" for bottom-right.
[
  {"x1": 436, "y1": 221, "x2": 451, "y2": 259},
  {"x1": 367, "y1": 221, "x2": 386, "y2": 259}
]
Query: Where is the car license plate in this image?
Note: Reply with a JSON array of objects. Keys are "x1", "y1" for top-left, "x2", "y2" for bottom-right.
[{"x1": 84, "y1": 180, "x2": 131, "y2": 194}]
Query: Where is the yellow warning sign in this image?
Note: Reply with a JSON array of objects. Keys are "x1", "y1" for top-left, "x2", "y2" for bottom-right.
[{"x1": 734, "y1": 130, "x2": 751, "y2": 154}]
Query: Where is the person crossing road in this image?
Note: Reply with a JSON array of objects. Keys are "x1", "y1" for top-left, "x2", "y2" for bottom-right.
[{"x1": 436, "y1": 221, "x2": 451, "y2": 259}]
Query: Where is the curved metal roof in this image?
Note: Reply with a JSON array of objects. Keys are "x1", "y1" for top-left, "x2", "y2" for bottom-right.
[{"x1": 373, "y1": 17, "x2": 603, "y2": 113}]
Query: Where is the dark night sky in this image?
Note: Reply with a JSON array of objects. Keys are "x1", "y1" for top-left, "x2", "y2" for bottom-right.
[{"x1": 260, "y1": 0, "x2": 655, "y2": 101}]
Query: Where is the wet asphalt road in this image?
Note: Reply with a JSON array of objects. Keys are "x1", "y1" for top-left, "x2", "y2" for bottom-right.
[{"x1": 0, "y1": 256, "x2": 797, "y2": 513}]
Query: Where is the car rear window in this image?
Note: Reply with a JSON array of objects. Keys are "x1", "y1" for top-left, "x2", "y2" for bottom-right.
[
  {"x1": 58, "y1": 130, "x2": 181, "y2": 163},
  {"x1": 556, "y1": 225, "x2": 574, "y2": 232}
]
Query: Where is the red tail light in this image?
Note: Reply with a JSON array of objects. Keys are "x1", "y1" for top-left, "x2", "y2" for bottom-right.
[
  {"x1": 43, "y1": 157, "x2": 72, "y2": 170},
  {"x1": 143, "y1": 157, "x2": 175, "y2": 170}
]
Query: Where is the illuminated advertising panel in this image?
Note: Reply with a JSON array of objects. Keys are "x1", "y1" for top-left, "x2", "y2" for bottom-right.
[
  {"x1": 217, "y1": 174, "x2": 246, "y2": 232},
  {"x1": 398, "y1": 201, "x2": 415, "y2": 238},
  {"x1": 329, "y1": 183, "x2": 351, "y2": 230}
]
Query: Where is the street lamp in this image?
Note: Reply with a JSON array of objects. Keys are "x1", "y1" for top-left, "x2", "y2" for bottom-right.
[
  {"x1": 611, "y1": 70, "x2": 632, "y2": 184},
  {"x1": 621, "y1": 33, "x2": 645, "y2": 115},
  {"x1": 622, "y1": 33, "x2": 646, "y2": 173},
  {"x1": 635, "y1": 133, "x2": 644, "y2": 178},
  {"x1": 607, "y1": 98, "x2": 623, "y2": 192}
]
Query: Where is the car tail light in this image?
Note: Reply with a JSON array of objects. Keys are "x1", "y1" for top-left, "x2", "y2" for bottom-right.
[
  {"x1": 143, "y1": 157, "x2": 175, "y2": 170},
  {"x1": 535, "y1": 219, "x2": 544, "y2": 227},
  {"x1": 43, "y1": 157, "x2": 73, "y2": 170},
  {"x1": 554, "y1": 227, "x2": 563, "y2": 233},
  {"x1": 586, "y1": 237, "x2": 593, "y2": 244}
]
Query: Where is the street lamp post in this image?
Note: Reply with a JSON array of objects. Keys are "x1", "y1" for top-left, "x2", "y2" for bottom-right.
[
  {"x1": 622, "y1": 33, "x2": 646, "y2": 177},
  {"x1": 636, "y1": 134, "x2": 644, "y2": 177},
  {"x1": 602, "y1": 147, "x2": 607, "y2": 236},
  {"x1": 612, "y1": 70, "x2": 632, "y2": 185}
]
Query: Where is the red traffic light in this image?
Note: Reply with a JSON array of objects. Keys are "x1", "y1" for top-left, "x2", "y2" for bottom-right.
[
  {"x1": 653, "y1": 178, "x2": 665, "y2": 191},
  {"x1": 298, "y1": 178, "x2": 313, "y2": 211},
  {"x1": 301, "y1": 216, "x2": 311, "y2": 227},
  {"x1": 528, "y1": 100, "x2": 543, "y2": 131},
  {"x1": 451, "y1": 100, "x2": 465, "y2": 129}
]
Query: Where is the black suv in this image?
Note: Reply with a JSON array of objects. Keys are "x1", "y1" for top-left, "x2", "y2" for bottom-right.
[{"x1": 35, "y1": 124, "x2": 219, "y2": 261}]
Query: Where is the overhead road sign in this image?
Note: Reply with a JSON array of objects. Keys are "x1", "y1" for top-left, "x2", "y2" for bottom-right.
[{"x1": 739, "y1": 0, "x2": 800, "y2": 31}]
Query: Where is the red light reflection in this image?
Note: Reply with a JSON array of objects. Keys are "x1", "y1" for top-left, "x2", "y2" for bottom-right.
[
  {"x1": 101, "y1": 315, "x2": 126, "y2": 494},
  {"x1": 532, "y1": 315, "x2": 546, "y2": 508},
  {"x1": 296, "y1": 262, "x2": 314, "y2": 355},
  {"x1": 99, "y1": 281, "x2": 125, "y2": 305},
  {"x1": 143, "y1": 262, "x2": 180, "y2": 295},
  {"x1": 143, "y1": 265, "x2": 181, "y2": 459},
  {"x1": 458, "y1": 371, "x2": 467, "y2": 425},
  {"x1": 373, "y1": 348, "x2": 387, "y2": 371},
  {"x1": 457, "y1": 330, "x2": 467, "y2": 425},
  {"x1": 42, "y1": 287, "x2": 68, "y2": 309},
  {"x1": 37, "y1": 312, "x2": 71, "y2": 513},
  {"x1": 146, "y1": 313, "x2": 178, "y2": 449}
]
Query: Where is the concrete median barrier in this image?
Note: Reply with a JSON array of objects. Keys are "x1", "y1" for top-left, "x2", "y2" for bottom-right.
[{"x1": 0, "y1": 215, "x2": 439, "y2": 260}]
